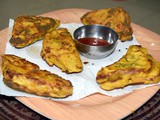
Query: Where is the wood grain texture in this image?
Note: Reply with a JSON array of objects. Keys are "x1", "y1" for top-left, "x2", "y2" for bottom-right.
[{"x1": 0, "y1": 8, "x2": 160, "y2": 120}]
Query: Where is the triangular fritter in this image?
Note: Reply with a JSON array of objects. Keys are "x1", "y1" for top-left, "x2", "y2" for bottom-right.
[
  {"x1": 2, "y1": 54, "x2": 73, "y2": 98},
  {"x1": 81, "y1": 7, "x2": 133, "y2": 41},
  {"x1": 96, "y1": 45, "x2": 160, "y2": 91},
  {"x1": 10, "y1": 15, "x2": 60, "y2": 48},
  {"x1": 41, "y1": 28, "x2": 83, "y2": 73}
]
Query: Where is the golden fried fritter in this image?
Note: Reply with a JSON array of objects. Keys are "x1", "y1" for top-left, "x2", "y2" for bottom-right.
[
  {"x1": 81, "y1": 7, "x2": 133, "y2": 41},
  {"x1": 96, "y1": 45, "x2": 160, "y2": 91},
  {"x1": 2, "y1": 54, "x2": 73, "y2": 98},
  {"x1": 10, "y1": 15, "x2": 60, "y2": 48},
  {"x1": 41, "y1": 28, "x2": 83, "y2": 73}
]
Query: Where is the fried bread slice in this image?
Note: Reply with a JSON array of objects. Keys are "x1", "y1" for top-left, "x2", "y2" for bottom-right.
[
  {"x1": 41, "y1": 28, "x2": 83, "y2": 73},
  {"x1": 81, "y1": 7, "x2": 133, "y2": 41},
  {"x1": 10, "y1": 15, "x2": 60, "y2": 48},
  {"x1": 2, "y1": 54, "x2": 73, "y2": 98},
  {"x1": 96, "y1": 45, "x2": 160, "y2": 91}
]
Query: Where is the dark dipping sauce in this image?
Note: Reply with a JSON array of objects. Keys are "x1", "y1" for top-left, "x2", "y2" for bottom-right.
[{"x1": 78, "y1": 37, "x2": 110, "y2": 46}]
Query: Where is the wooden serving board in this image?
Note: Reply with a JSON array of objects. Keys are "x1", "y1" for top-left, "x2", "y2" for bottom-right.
[{"x1": 0, "y1": 9, "x2": 160, "y2": 120}]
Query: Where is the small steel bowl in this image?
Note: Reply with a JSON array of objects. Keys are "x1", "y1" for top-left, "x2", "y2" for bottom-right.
[{"x1": 73, "y1": 25, "x2": 118, "y2": 59}]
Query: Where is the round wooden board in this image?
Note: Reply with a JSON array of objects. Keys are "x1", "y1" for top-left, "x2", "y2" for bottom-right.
[{"x1": 0, "y1": 8, "x2": 160, "y2": 120}]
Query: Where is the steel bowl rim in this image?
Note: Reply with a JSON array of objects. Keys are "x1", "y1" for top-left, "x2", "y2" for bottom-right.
[{"x1": 73, "y1": 24, "x2": 118, "y2": 47}]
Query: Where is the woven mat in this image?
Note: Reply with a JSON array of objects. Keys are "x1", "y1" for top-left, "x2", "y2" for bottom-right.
[{"x1": 0, "y1": 90, "x2": 159, "y2": 120}]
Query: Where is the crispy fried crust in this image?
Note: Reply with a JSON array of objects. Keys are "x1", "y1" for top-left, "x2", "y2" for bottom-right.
[
  {"x1": 81, "y1": 7, "x2": 133, "y2": 41},
  {"x1": 96, "y1": 45, "x2": 160, "y2": 91},
  {"x1": 10, "y1": 15, "x2": 60, "y2": 48},
  {"x1": 2, "y1": 54, "x2": 73, "y2": 98},
  {"x1": 41, "y1": 28, "x2": 83, "y2": 73}
]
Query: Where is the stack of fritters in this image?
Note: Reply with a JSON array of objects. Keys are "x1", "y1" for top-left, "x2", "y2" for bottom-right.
[
  {"x1": 41, "y1": 28, "x2": 83, "y2": 73},
  {"x1": 96, "y1": 45, "x2": 160, "y2": 91},
  {"x1": 81, "y1": 7, "x2": 133, "y2": 41},
  {"x1": 10, "y1": 15, "x2": 60, "y2": 48},
  {"x1": 2, "y1": 54, "x2": 73, "y2": 98}
]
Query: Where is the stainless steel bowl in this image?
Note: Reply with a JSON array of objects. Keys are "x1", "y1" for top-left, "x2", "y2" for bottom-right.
[{"x1": 73, "y1": 25, "x2": 118, "y2": 59}]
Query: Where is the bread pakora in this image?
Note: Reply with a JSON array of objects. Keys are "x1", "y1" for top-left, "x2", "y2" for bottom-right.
[
  {"x1": 41, "y1": 28, "x2": 83, "y2": 73},
  {"x1": 2, "y1": 54, "x2": 73, "y2": 98},
  {"x1": 96, "y1": 45, "x2": 160, "y2": 91},
  {"x1": 10, "y1": 15, "x2": 60, "y2": 48},
  {"x1": 81, "y1": 7, "x2": 133, "y2": 41}
]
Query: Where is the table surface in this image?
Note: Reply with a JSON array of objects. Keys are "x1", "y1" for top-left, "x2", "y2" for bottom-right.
[{"x1": 0, "y1": 8, "x2": 160, "y2": 120}]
